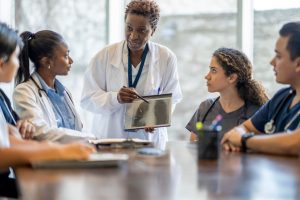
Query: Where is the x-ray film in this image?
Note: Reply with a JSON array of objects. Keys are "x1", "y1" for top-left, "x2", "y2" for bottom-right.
[{"x1": 124, "y1": 93, "x2": 172, "y2": 130}]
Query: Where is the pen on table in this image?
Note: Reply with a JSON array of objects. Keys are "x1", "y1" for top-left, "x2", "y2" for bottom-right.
[{"x1": 123, "y1": 86, "x2": 149, "y2": 104}]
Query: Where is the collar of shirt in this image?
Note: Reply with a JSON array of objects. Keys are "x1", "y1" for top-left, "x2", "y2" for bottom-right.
[
  {"x1": 36, "y1": 74, "x2": 65, "y2": 96},
  {"x1": 122, "y1": 41, "x2": 150, "y2": 71}
]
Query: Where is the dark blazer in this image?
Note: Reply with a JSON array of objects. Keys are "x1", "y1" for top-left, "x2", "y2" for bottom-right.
[{"x1": 0, "y1": 89, "x2": 19, "y2": 125}]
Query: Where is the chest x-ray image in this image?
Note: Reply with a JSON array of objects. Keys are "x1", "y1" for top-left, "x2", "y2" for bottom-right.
[{"x1": 124, "y1": 94, "x2": 172, "y2": 130}]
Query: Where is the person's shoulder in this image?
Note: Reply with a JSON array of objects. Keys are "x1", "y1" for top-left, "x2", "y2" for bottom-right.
[
  {"x1": 246, "y1": 101, "x2": 261, "y2": 115},
  {"x1": 247, "y1": 102, "x2": 260, "y2": 110},
  {"x1": 92, "y1": 41, "x2": 123, "y2": 59},
  {"x1": 15, "y1": 80, "x2": 34, "y2": 89},
  {"x1": 148, "y1": 41, "x2": 175, "y2": 57},
  {"x1": 13, "y1": 82, "x2": 35, "y2": 100},
  {"x1": 199, "y1": 98, "x2": 218, "y2": 109},
  {"x1": 276, "y1": 86, "x2": 293, "y2": 94},
  {"x1": 271, "y1": 86, "x2": 293, "y2": 99},
  {"x1": 149, "y1": 41, "x2": 172, "y2": 51},
  {"x1": 14, "y1": 77, "x2": 38, "y2": 94}
]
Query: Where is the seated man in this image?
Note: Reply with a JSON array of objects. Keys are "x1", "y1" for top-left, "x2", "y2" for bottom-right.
[{"x1": 221, "y1": 21, "x2": 300, "y2": 156}]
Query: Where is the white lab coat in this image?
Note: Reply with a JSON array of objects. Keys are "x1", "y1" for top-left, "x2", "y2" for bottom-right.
[
  {"x1": 81, "y1": 41, "x2": 182, "y2": 149},
  {"x1": 13, "y1": 72, "x2": 94, "y2": 141}
]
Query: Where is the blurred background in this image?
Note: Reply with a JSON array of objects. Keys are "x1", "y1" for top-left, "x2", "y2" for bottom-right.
[{"x1": 1, "y1": 0, "x2": 300, "y2": 140}]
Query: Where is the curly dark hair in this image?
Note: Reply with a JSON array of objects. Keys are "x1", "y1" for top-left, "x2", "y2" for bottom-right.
[
  {"x1": 213, "y1": 47, "x2": 269, "y2": 106},
  {"x1": 125, "y1": 0, "x2": 160, "y2": 30}
]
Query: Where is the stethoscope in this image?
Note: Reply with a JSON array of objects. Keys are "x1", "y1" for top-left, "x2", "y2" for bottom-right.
[
  {"x1": 30, "y1": 76, "x2": 73, "y2": 104},
  {"x1": 30, "y1": 77, "x2": 47, "y2": 97},
  {"x1": 264, "y1": 89, "x2": 298, "y2": 134},
  {"x1": 201, "y1": 96, "x2": 248, "y2": 124},
  {"x1": 29, "y1": 76, "x2": 77, "y2": 126}
]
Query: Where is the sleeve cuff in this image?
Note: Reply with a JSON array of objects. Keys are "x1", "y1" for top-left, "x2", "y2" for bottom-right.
[{"x1": 111, "y1": 92, "x2": 121, "y2": 107}]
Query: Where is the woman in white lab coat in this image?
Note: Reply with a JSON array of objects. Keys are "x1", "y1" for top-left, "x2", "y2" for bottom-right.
[
  {"x1": 81, "y1": 0, "x2": 182, "y2": 149},
  {"x1": 13, "y1": 30, "x2": 94, "y2": 142}
]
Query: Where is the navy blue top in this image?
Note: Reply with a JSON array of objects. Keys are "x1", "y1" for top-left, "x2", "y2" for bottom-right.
[
  {"x1": 251, "y1": 87, "x2": 300, "y2": 133},
  {"x1": 0, "y1": 89, "x2": 19, "y2": 125}
]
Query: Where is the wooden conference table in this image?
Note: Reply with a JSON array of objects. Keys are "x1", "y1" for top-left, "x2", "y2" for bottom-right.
[{"x1": 16, "y1": 141, "x2": 300, "y2": 200}]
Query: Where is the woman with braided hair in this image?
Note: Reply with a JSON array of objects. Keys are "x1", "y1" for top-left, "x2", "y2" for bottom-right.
[
  {"x1": 186, "y1": 47, "x2": 268, "y2": 141},
  {"x1": 81, "y1": 0, "x2": 182, "y2": 149}
]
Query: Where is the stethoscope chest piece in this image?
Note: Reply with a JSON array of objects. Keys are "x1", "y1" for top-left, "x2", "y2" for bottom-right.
[
  {"x1": 264, "y1": 119, "x2": 275, "y2": 134},
  {"x1": 263, "y1": 89, "x2": 295, "y2": 134}
]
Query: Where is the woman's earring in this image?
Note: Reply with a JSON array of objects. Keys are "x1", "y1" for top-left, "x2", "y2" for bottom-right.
[{"x1": 48, "y1": 65, "x2": 51, "y2": 69}]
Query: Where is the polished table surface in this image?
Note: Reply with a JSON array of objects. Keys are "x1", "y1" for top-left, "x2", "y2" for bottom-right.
[{"x1": 16, "y1": 141, "x2": 300, "y2": 200}]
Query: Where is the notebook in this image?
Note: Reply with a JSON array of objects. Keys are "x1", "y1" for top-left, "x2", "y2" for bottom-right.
[{"x1": 31, "y1": 153, "x2": 129, "y2": 169}]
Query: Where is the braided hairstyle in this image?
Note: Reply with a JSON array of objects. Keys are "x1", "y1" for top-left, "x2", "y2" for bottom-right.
[
  {"x1": 16, "y1": 30, "x2": 64, "y2": 85},
  {"x1": 125, "y1": 0, "x2": 160, "y2": 30},
  {"x1": 213, "y1": 47, "x2": 268, "y2": 106}
]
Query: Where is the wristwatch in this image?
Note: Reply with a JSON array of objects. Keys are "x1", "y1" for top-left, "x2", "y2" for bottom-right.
[{"x1": 241, "y1": 132, "x2": 255, "y2": 152}]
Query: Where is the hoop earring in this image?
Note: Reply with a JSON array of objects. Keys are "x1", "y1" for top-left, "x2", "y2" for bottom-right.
[{"x1": 48, "y1": 65, "x2": 51, "y2": 69}]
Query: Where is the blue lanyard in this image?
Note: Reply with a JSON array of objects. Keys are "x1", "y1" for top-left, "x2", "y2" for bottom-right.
[{"x1": 127, "y1": 44, "x2": 149, "y2": 88}]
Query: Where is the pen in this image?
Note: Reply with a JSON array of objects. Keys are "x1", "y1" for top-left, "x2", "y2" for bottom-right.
[
  {"x1": 135, "y1": 93, "x2": 149, "y2": 104},
  {"x1": 123, "y1": 86, "x2": 149, "y2": 104},
  {"x1": 209, "y1": 114, "x2": 222, "y2": 132}
]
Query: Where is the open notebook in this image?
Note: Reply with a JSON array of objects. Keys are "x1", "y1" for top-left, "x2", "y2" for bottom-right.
[{"x1": 31, "y1": 153, "x2": 129, "y2": 169}]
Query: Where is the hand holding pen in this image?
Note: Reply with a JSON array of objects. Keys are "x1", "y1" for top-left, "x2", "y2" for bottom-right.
[{"x1": 117, "y1": 86, "x2": 149, "y2": 104}]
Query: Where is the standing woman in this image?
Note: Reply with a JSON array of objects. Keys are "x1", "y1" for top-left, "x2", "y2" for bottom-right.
[
  {"x1": 81, "y1": 0, "x2": 182, "y2": 149},
  {"x1": 186, "y1": 48, "x2": 268, "y2": 141},
  {"x1": 14, "y1": 30, "x2": 94, "y2": 141}
]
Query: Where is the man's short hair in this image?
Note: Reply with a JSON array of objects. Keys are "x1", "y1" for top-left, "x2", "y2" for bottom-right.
[{"x1": 279, "y1": 21, "x2": 300, "y2": 60}]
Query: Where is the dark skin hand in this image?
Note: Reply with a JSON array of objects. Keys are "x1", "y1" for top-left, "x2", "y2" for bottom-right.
[
  {"x1": 117, "y1": 86, "x2": 154, "y2": 133},
  {"x1": 16, "y1": 120, "x2": 35, "y2": 139},
  {"x1": 117, "y1": 86, "x2": 137, "y2": 104}
]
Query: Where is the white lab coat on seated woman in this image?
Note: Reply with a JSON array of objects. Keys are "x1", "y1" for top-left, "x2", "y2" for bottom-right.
[
  {"x1": 81, "y1": 41, "x2": 182, "y2": 149},
  {"x1": 13, "y1": 72, "x2": 94, "y2": 142}
]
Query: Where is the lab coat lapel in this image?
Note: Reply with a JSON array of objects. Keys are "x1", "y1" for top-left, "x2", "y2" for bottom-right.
[
  {"x1": 31, "y1": 73, "x2": 58, "y2": 126},
  {"x1": 144, "y1": 41, "x2": 160, "y2": 95},
  {"x1": 110, "y1": 41, "x2": 124, "y2": 69},
  {"x1": 64, "y1": 90, "x2": 83, "y2": 130},
  {"x1": 109, "y1": 41, "x2": 126, "y2": 90}
]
